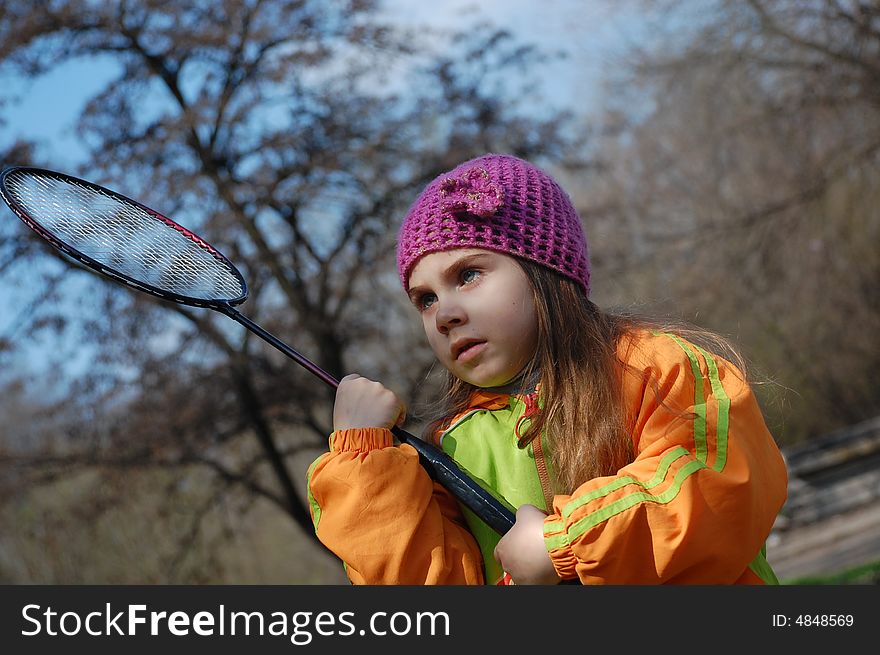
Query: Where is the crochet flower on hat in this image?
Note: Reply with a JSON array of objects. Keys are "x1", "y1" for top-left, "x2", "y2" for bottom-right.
[{"x1": 438, "y1": 166, "x2": 504, "y2": 218}]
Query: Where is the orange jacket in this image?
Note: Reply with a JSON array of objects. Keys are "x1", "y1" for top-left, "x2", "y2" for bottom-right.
[{"x1": 306, "y1": 331, "x2": 788, "y2": 584}]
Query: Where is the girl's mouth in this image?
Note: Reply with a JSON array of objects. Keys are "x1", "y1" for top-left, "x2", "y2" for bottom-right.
[{"x1": 453, "y1": 340, "x2": 486, "y2": 362}]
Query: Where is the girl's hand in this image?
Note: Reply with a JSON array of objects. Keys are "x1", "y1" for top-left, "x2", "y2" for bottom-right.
[
  {"x1": 333, "y1": 373, "x2": 407, "y2": 432},
  {"x1": 493, "y1": 504, "x2": 561, "y2": 585}
]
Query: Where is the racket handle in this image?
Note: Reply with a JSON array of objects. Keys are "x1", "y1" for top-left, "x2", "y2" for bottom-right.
[{"x1": 391, "y1": 425, "x2": 516, "y2": 535}]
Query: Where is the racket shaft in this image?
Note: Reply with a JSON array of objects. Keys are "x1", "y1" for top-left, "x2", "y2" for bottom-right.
[{"x1": 220, "y1": 305, "x2": 339, "y2": 388}]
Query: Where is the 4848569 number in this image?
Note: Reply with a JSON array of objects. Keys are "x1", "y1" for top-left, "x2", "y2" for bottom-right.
[{"x1": 795, "y1": 614, "x2": 854, "y2": 627}]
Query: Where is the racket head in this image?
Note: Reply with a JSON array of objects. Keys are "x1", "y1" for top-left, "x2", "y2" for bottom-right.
[{"x1": 0, "y1": 166, "x2": 248, "y2": 308}]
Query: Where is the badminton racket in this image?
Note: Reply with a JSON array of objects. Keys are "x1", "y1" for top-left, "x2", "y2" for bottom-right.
[{"x1": 0, "y1": 165, "x2": 516, "y2": 535}]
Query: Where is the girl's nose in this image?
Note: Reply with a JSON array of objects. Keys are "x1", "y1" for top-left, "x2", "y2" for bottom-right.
[{"x1": 435, "y1": 301, "x2": 466, "y2": 335}]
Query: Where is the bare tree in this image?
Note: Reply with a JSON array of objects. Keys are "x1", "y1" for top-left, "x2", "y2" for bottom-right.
[{"x1": 584, "y1": 0, "x2": 880, "y2": 444}]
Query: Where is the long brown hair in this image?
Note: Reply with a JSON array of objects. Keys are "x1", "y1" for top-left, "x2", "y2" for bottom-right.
[{"x1": 424, "y1": 257, "x2": 748, "y2": 494}]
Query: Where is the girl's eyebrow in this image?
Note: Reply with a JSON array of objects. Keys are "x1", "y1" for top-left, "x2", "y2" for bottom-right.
[{"x1": 408, "y1": 253, "x2": 492, "y2": 303}]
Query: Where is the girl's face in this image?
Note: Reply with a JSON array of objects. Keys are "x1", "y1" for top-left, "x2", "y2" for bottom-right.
[{"x1": 407, "y1": 248, "x2": 539, "y2": 388}]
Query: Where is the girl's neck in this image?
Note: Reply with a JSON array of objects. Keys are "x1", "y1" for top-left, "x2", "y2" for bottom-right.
[{"x1": 481, "y1": 367, "x2": 541, "y2": 397}]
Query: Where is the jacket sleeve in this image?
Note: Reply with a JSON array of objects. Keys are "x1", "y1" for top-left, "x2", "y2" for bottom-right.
[
  {"x1": 306, "y1": 427, "x2": 485, "y2": 584},
  {"x1": 542, "y1": 332, "x2": 788, "y2": 584}
]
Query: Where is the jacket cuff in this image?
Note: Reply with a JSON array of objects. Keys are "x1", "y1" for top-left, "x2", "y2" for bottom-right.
[
  {"x1": 543, "y1": 515, "x2": 579, "y2": 581},
  {"x1": 329, "y1": 427, "x2": 394, "y2": 452}
]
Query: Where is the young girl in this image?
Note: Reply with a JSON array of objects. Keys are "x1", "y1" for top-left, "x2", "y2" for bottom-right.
[{"x1": 306, "y1": 154, "x2": 788, "y2": 585}]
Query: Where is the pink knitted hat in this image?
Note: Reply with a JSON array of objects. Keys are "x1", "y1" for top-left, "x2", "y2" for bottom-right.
[{"x1": 397, "y1": 154, "x2": 590, "y2": 295}]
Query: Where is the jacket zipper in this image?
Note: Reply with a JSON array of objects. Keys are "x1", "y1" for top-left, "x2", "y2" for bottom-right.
[
  {"x1": 532, "y1": 433, "x2": 555, "y2": 512},
  {"x1": 516, "y1": 392, "x2": 554, "y2": 511}
]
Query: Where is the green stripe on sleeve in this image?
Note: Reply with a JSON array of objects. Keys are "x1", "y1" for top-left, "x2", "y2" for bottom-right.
[
  {"x1": 545, "y1": 519, "x2": 565, "y2": 532},
  {"x1": 544, "y1": 532, "x2": 570, "y2": 552},
  {"x1": 664, "y1": 334, "x2": 708, "y2": 464},
  {"x1": 566, "y1": 459, "x2": 708, "y2": 542},
  {"x1": 306, "y1": 455, "x2": 324, "y2": 531},
  {"x1": 561, "y1": 447, "x2": 691, "y2": 519},
  {"x1": 692, "y1": 343, "x2": 730, "y2": 472}
]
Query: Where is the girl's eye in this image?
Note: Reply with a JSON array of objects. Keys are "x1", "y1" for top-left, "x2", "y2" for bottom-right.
[
  {"x1": 461, "y1": 268, "x2": 480, "y2": 284},
  {"x1": 418, "y1": 293, "x2": 437, "y2": 311}
]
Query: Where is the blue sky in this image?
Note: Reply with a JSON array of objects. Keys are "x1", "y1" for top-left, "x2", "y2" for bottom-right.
[{"x1": 2, "y1": 55, "x2": 120, "y2": 169}]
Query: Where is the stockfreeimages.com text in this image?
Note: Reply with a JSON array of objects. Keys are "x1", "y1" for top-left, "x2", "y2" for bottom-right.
[{"x1": 22, "y1": 603, "x2": 451, "y2": 645}]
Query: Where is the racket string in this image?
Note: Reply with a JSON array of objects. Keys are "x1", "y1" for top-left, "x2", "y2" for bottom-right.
[{"x1": 4, "y1": 171, "x2": 245, "y2": 301}]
